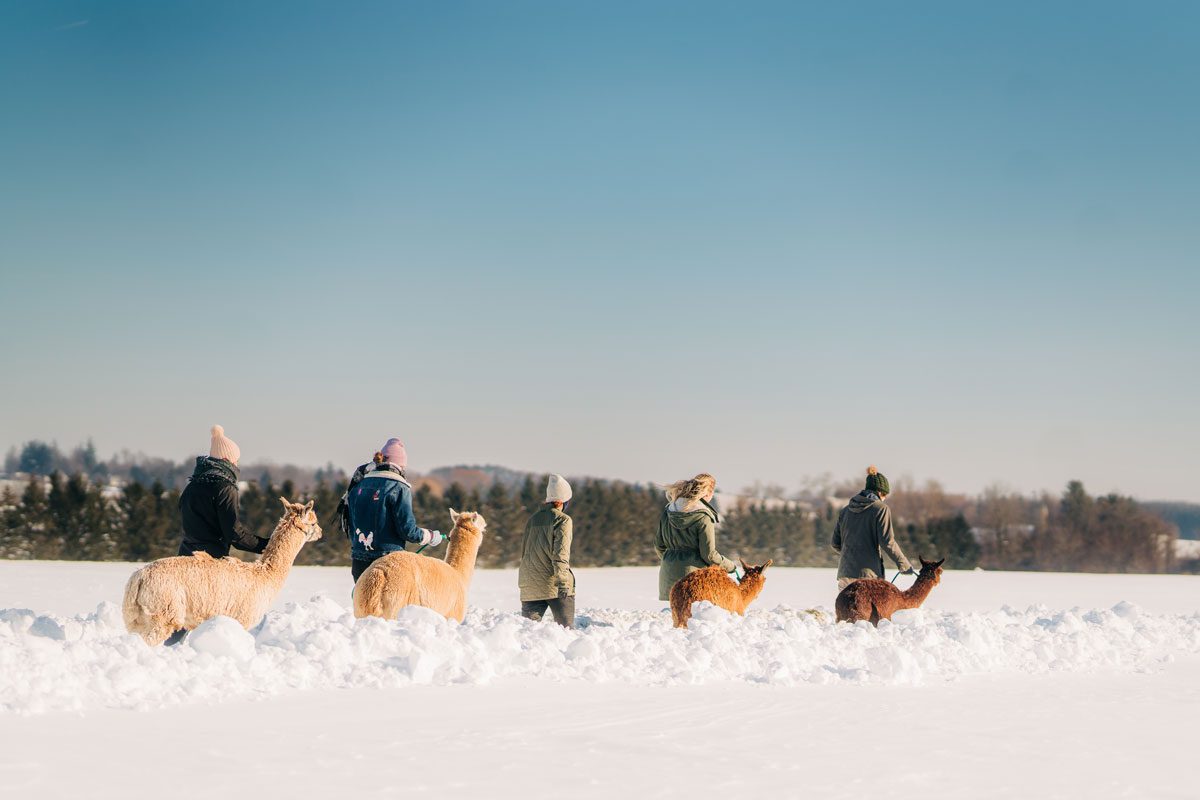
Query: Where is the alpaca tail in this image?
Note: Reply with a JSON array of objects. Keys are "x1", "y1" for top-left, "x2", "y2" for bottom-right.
[
  {"x1": 833, "y1": 588, "x2": 852, "y2": 624},
  {"x1": 353, "y1": 567, "x2": 387, "y2": 619},
  {"x1": 669, "y1": 588, "x2": 691, "y2": 629},
  {"x1": 122, "y1": 569, "x2": 149, "y2": 633},
  {"x1": 122, "y1": 568, "x2": 176, "y2": 644}
]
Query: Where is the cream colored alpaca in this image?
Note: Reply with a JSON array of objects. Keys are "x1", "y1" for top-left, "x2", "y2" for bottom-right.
[
  {"x1": 122, "y1": 498, "x2": 323, "y2": 646},
  {"x1": 353, "y1": 509, "x2": 486, "y2": 622}
]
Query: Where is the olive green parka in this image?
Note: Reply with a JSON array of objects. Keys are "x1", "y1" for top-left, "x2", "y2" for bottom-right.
[
  {"x1": 655, "y1": 498, "x2": 736, "y2": 601},
  {"x1": 518, "y1": 505, "x2": 575, "y2": 602}
]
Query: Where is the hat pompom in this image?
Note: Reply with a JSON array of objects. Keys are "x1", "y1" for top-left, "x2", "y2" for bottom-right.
[
  {"x1": 864, "y1": 464, "x2": 889, "y2": 496},
  {"x1": 212, "y1": 425, "x2": 224, "y2": 438}
]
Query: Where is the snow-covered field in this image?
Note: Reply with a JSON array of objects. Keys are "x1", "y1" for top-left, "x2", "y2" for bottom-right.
[{"x1": 3, "y1": 562, "x2": 1199, "y2": 799}]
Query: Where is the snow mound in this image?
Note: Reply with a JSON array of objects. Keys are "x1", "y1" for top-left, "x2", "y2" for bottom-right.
[
  {"x1": 3, "y1": 596, "x2": 1200, "y2": 714},
  {"x1": 188, "y1": 616, "x2": 256, "y2": 662}
]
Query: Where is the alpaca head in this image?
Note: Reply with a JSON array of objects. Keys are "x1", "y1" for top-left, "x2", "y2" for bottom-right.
[
  {"x1": 737, "y1": 558, "x2": 773, "y2": 589},
  {"x1": 448, "y1": 508, "x2": 487, "y2": 536},
  {"x1": 918, "y1": 556, "x2": 945, "y2": 584},
  {"x1": 279, "y1": 497, "x2": 323, "y2": 543}
]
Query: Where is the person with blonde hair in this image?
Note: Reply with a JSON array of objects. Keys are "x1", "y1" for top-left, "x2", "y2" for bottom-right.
[{"x1": 654, "y1": 472, "x2": 738, "y2": 601}]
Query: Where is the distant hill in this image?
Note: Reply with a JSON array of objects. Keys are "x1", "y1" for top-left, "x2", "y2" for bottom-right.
[
  {"x1": 1144, "y1": 502, "x2": 1200, "y2": 540},
  {"x1": 424, "y1": 464, "x2": 538, "y2": 493}
]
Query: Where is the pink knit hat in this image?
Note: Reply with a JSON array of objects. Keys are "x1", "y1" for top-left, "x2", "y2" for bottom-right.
[
  {"x1": 209, "y1": 425, "x2": 241, "y2": 465},
  {"x1": 380, "y1": 437, "x2": 407, "y2": 468}
]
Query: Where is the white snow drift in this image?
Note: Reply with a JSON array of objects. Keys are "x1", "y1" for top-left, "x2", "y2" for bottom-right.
[{"x1": 3, "y1": 591, "x2": 1199, "y2": 715}]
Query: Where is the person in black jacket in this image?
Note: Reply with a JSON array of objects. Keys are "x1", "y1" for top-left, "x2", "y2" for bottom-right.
[{"x1": 178, "y1": 425, "x2": 268, "y2": 558}]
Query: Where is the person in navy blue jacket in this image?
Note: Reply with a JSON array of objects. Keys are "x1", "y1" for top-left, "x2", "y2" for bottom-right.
[{"x1": 346, "y1": 437, "x2": 442, "y2": 582}]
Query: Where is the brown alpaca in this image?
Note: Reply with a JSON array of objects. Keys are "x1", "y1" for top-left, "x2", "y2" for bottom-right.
[
  {"x1": 122, "y1": 498, "x2": 323, "y2": 645},
  {"x1": 835, "y1": 557, "x2": 945, "y2": 625},
  {"x1": 670, "y1": 559, "x2": 772, "y2": 628},
  {"x1": 353, "y1": 509, "x2": 486, "y2": 622}
]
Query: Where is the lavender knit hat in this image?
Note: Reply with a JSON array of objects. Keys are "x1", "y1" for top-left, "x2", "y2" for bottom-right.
[{"x1": 380, "y1": 438, "x2": 407, "y2": 468}]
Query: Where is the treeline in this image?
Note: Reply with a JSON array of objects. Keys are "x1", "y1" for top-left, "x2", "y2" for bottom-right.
[
  {"x1": 0, "y1": 470, "x2": 1177, "y2": 573},
  {"x1": 971, "y1": 481, "x2": 1177, "y2": 573},
  {"x1": 3, "y1": 440, "x2": 339, "y2": 490},
  {"x1": 0, "y1": 471, "x2": 975, "y2": 568}
]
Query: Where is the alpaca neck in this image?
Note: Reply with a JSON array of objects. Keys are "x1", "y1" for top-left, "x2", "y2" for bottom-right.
[
  {"x1": 258, "y1": 520, "x2": 306, "y2": 585},
  {"x1": 736, "y1": 577, "x2": 766, "y2": 611},
  {"x1": 444, "y1": 527, "x2": 482, "y2": 584},
  {"x1": 900, "y1": 576, "x2": 936, "y2": 608}
]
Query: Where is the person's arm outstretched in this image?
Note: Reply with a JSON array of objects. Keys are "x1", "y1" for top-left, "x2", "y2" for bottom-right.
[
  {"x1": 877, "y1": 505, "x2": 913, "y2": 573},
  {"x1": 699, "y1": 517, "x2": 736, "y2": 573},
  {"x1": 393, "y1": 483, "x2": 441, "y2": 548},
  {"x1": 217, "y1": 484, "x2": 268, "y2": 554}
]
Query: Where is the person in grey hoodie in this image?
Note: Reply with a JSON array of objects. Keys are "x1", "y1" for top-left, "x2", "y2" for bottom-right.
[{"x1": 831, "y1": 465, "x2": 914, "y2": 590}]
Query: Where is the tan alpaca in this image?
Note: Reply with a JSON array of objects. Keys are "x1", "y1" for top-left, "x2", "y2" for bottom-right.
[
  {"x1": 122, "y1": 498, "x2": 323, "y2": 646},
  {"x1": 835, "y1": 557, "x2": 945, "y2": 625},
  {"x1": 670, "y1": 559, "x2": 772, "y2": 628},
  {"x1": 353, "y1": 509, "x2": 487, "y2": 622}
]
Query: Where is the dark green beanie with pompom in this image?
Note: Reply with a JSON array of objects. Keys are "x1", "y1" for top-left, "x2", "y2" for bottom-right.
[{"x1": 865, "y1": 465, "x2": 890, "y2": 496}]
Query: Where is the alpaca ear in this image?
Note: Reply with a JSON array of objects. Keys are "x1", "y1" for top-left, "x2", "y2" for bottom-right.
[
  {"x1": 739, "y1": 557, "x2": 749, "y2": 571},
  {"x1": 762, "y1": 559, "x2": 773, "y2": 570},
  {"x1": 279, "y1": 497, "x2": 291, "y2": 511},
  {"x1": 448, "y1": 508, "x2": 460, "y2": 525},
  {"x1": 304, "y1": 500, "x2": 314, "y2": 513},
  {"x1": 934, "y1": 558, "x2": 946, "y2": 568}
]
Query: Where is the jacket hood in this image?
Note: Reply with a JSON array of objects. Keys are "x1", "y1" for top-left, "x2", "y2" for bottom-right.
[
  {"x1": 362, "y1": 462, "x2": 411, "y2": 487},
  {"x1": 368, "y1": 462, "x2": 406, "y2": 478},
  {"x1": 665, "y1": 497, "x2": 719, "y2": 527},
  {"x1": 846, "y1": 490, "x2": 882, "y2": 514},
  {"x1": 190, "y1": 455, "x2": 239, "y2": 486}
]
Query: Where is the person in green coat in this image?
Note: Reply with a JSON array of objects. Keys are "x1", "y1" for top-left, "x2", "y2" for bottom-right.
[
  {"x1": 655, "y1": 472, "x2": 738, "y2": 601},
  {"x1": 518, "y1": 474, "x2": 576, "y2": 627},
  {"x1": 831, "y1": 465, "x2": 915, "y2": 590}
]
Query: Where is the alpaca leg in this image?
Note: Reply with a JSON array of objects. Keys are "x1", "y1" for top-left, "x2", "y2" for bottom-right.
[
  {"x1": 140, "y1": 615, "x2": 182, "y2": 647},
  {"x1": 381, "y1": 577, "x2": 422, "y2": 619}
]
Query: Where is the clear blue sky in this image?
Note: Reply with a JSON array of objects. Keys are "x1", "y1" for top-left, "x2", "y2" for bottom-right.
[{"x1": 2, "y1": 1, "x2": 1197, "y2": 501}]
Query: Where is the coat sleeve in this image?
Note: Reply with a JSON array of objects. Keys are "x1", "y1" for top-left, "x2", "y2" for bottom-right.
[
  {"x1": 831, "y1": 509, "x2": 843, "y2": 553},
  {"x1": 553, "y1": 517, "x2": 573, "y2": 591},
  {"x1": 217, "y1": 485, "x2": 267, "y2": 554},
  {"x1": 699, "y1": 517, "x2": 736, "y2": 572},
  {"x1": 654, "y1": 511, "x2": 668, "y2": 559},
  {"x1": 877, "y1": 505, "x2": 912, "y2": 571},
  {"x1": 391, "y1": 484, "x2": 425, "y2": 544}
]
